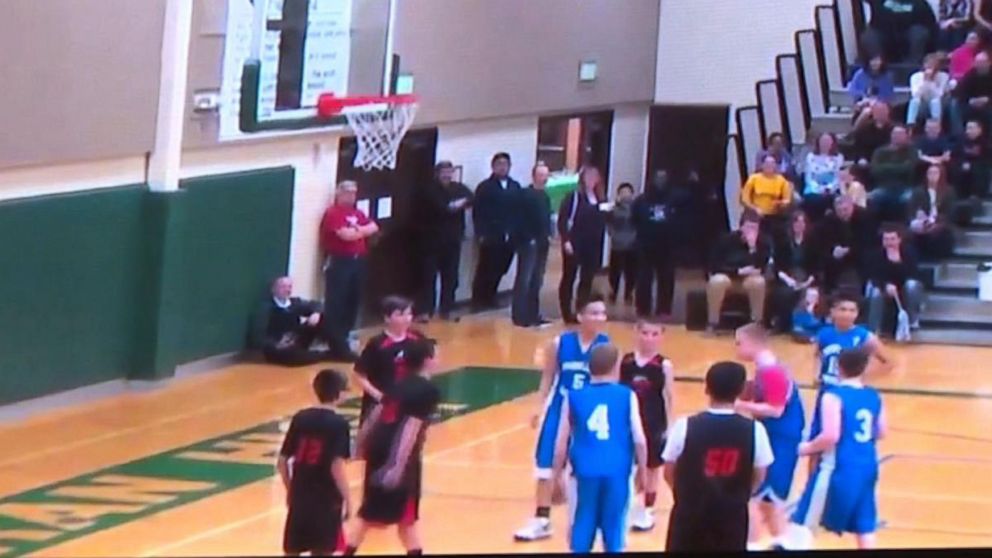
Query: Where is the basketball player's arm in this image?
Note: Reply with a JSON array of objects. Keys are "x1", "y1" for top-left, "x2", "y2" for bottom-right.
[
  {"x1": 381, "y1": 417, "x2": 426, "y2": 488},
  {"x1": 331, "y1": 457, "x2": 351, "y2": 518},
  {"x1": 752, "y1": 423, "x2": 773, "y2": 491},
  {"x1": 876, "y1": 403, "x2": 889, "y2": 441},
  {"x1": 353, "y1": 371, "x2": 383, "y2": 402},
  {"x1": 799, "y1": 392, "x2": 842, "y2": 456},
  {"x1": 736, "y1": 369, "x2": 788, "y2": 418},
  {"x1": 551, "y1": 398, "x2": 572, "y2": 478},
  {"x1": 355, "y1": 405, "x2": 382, "y2": 458},
  {"x1": 661, "y1": 418, "x2": 687, "y2": 490},
  {"x1": 866, "y1": 335, "x2": 895, "y2": 374},
  {"x1": 353, "y1": 346, "x2": 384, "y2": 402},
  {"x1": 662, "y1": 360, "x2": 675, "y2": 431},
  {"x1": 532, "y1": 337, "x2": 560, "y2": 428},
  {"x1": 629, "y1": 392, "x2": 649, "y2": 491},
  {"x1": 275, "y1": 418, "x2": 298, "y2": 502}
]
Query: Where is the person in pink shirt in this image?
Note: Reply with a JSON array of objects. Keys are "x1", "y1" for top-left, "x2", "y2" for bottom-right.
[{"x1": 950, "y1": 30, "x2": 984, "y2": 83}]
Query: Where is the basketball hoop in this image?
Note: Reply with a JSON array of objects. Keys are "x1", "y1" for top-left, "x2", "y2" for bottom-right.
[{"x1": 317, "y1": 94, "x2": 419, "y2": 171}]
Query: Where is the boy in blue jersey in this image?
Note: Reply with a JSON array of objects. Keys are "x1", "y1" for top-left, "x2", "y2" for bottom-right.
[
  {"x1": 552, "y1": 343, "x2": 649, "y2": 552},
  {"x1": 780, "y1": 348, "x2": 888, "y2": 551},
  {"x1": 733, "y1": 324, "x2": 805, "y2": 551},
  {"x1": 514, "y1": 293, "x2": 610, "y2": 542},
  {"x1": 809, "y1": 293, "x2": 892, "y2": 447}
]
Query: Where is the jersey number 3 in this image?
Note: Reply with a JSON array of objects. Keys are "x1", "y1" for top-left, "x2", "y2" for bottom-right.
[
  {"x1": 586, "y1": 404, "x2": 610, "y2": 440},
  {"x1": 854, "y1": 409, "x2": 874, "y2": 443}
]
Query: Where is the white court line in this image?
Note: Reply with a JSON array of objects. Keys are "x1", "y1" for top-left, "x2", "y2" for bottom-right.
[
  {"x1": 0, "y1": 385, "x2": 298, "y2": 468},
  {"x1": 430, "y1": 460, "x2": 530, "y2": 471},
  {"x1": 140, "y1": 422, "x2": 530, "y2": 556}
]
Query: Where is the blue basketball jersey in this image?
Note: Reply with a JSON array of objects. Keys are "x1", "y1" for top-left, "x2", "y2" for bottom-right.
[
  {"x1": 760, "y1": 378, "x2": 806, "y2": 442},
  {"x1": 568, "y1": 383, "x2": 635, "y2": 478},
  {"x1": 824, "y1": 384, "x2": 882, "y2": 471},
  {"x1": 554, "y1": 331, "x2": 610, "y2": 397},
  {"x1": 817, "y1": 325, "x2": 872, "y2": 386}
]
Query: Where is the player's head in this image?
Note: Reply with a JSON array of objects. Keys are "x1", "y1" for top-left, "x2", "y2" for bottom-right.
[
  {"x1": 404, "y1": 337, "x2": 439, "y2": 377},
  {"x1": 635, "y1": 317, "x2": 664, "y2": 353},
  {"x1": 576, "y1": 292, "x2": 608, "y2": 332},
  {"x1": 312, "y1": 369, "x2": 348, "y2": 404},
  {"x1": 837, "y1": 347, "x2": 871, "y2": 379},
  {"x1": 829, "y1": 290, "x2": 861, "y2": 329},
  {"x1": 588, "y1": 343, "x2": 620, "y2": 379},
  {"x1": 381, "y1": 295, "x2": 414, "y2": 331},
  {"x1": 705, "y1": 361, "x2": 747, "y2": 404},
  {"x1": 734, "y1": 323, "x2": 769, "y2": 361}
]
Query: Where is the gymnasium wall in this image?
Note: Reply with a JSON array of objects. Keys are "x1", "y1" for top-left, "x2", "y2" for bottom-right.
[
  {"x1": 0, "y1": 0, "x2": 167, "y2": 170},
  {"x1": 0, "y1": 168, "x2": 293, "y2": 405},
  {"x1": 654, "y1": 0, "x2": 820, "y2": 113}
]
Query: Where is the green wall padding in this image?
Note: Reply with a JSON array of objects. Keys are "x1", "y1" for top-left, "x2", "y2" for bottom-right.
[
  {"x1": 174, "y1": 167, "x2": 294, "y2": 363},
  {"x1": 0, "y1": 185, "x2": 149, "y2": 404},
  {"x1": 0, "y1": 167, "x2": 294, "y2": 405}
]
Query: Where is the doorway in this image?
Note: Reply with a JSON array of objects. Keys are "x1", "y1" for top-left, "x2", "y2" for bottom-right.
[
  {"x1": 336, "y1": 127, "x2": 438, "y2": 323},
  {"x1": 536, "y1": 111, "x2": 614, "y2": 211}
]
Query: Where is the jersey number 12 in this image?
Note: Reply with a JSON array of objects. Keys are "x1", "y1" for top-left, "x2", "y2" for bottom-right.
[{"x1": 586, "y1": 404, "x2": 610, "y2": 440}]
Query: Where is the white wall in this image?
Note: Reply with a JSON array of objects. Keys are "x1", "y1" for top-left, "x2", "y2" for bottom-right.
[
  {"x1": 655, "y1": 0, "x2": 821, "y2": 114},
  {"x1": 0, "y1": 157, "x2": 147, "y2": 201},
  {"x1": 610, "y1": 103, "x2": 651, "y2": 192},
  {"x1": 435, "y1": 115, "x2": 539, "y2": 300}
]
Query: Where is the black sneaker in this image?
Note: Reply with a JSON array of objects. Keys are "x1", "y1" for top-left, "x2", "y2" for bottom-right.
[{"x1": 531, "y1": 319, "x2": 553, "y2": 329}]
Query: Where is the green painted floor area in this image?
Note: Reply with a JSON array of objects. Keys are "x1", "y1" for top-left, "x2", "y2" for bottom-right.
[{"x1": 0, "y1": 367, "x2": 538, "y2": 557}]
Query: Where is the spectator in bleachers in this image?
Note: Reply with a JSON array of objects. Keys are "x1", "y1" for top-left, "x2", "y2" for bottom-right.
[
  {"x1": 742, "y1": 155, "x2": 795, "y2": 243},
  {"x1": 866, "y1": 225, "x2": 924, "y2": 336},
  {"x1": 606, "y1": 182, "x2": 638, "y2": 305},
  {"x1": 820, "y1": 194, "x2": 873, "y2": 291},
  {"x1": 755, "y1": 132, "x2": 797, "y2": 183},
  {"x1": 909, "y1": 164, "x2": 958, "y2": 259},
  {"x1": 974, "y1": 0, "x2": 992, "y2": 35},
  {"x1": 861, "y1": 0, "x2": 937, "y2": 64},
  {"x1": 938, "y1": 0, "x2": 975, "y2": 50},
  {"x1": 951, "y1": 50, "x2": 992, "y2": 134},
  {"x1": 768, "y1": 211, "x2": 821, "y2": 335},
  {"x1": 472, "y1": 152, "x2": 522, "y2": 312},
  {"x1": 705, "y1": 210, "x2": 771, "y2": 336},
  {"x1": 633, "y1": 170, "x2": 677, "y2": 320},
  {"x1": 803, "y1": 132, "x2": 846, "y2": 220},
  {"x1": 870, "y1": 125, "x2": 921, "y2": 222},
  {"x1": 792, "y1": 286, "x2": 827, "y2": 342},
  {"x1": 557, "y1": 166, "x2": 607, "y2": 324},
  {"x1": 849, "y1": 101, "x2": 895, "y2": 167},
  {"x1": 949, "y1": 30, "x2": 983, "y2": 83},
  {"x1": 907, "y1": 53, "x2": 951, "y2": 126},
  {"x1": 848, "y1": 55, "x2": 897, "y2": 109},
  {"x1": 916, "y1": 118, "x2": 954, "y2": 171},
  {"x1": 250, "y1": 276, "x2": 333, "y2": 366},
  {"x1": 952, "y1": 119, "x2": 992, "y2": 198},
  {"x1": 839, "y1": 165, "x2": 870, "y2": 208}
]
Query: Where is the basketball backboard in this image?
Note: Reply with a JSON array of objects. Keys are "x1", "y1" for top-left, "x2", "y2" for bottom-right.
[{"x1": 218, "y1": 0, "x2": 400, "y2": 140}]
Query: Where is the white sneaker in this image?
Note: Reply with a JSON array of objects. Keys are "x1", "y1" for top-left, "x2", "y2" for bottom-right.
[
  {"x1": 513, "y1": 517, "x2": 552, "y2": 541},
  {"x1": 630, "y1": 506, "x2": 655, "y2": 532}
]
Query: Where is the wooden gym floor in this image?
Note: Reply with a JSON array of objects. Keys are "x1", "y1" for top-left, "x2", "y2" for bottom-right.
[{"x1": 1, "y1": 315, "x2": 992, "y2": 556}]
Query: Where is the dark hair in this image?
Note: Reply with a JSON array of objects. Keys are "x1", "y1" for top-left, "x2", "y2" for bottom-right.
[
  {"x1": 739, "y1": 208, "x2": 762, "y2": 227},
  {"x1": 879, "y1": 223, "x2": 903, "y2": 238},
  {"x1": 830, "y1": 289, "x2": 862, "y2": 308},
  {"x1": 492, "y1": 152, "x2": 511, "y2": 165},
  {"x1": 794, "y1": 286, "x2": 825, "y2": 317},
  {"x1": 966, "y1": 119, "x2": 986, "y2": 132},
  {"x1": 617, "y1": 182, "x2": 635, "y2": 193},
  {"x1": 837, "y1": 348, "x2": 871, "y2": 378},
  {"x1": 402, "y1": 337, "x2": 437, "y2": 373},
  {"x1": 768, "y1": 132, "x2": 784, "y2": 143},
  {"x1": 789, "y1": 209, "x2": 808, "y2": 234},
  {"x1": 705, "y1": 361, "x2": 747, "y2": 403},
  {"x1": 576, "y1": 291, "x2": 606, "y2": 314},
  {"x1": 812, "y1": 132, "x2": 839, "y2": 156},
  {"x1": 589, "y1": 344, "x2": 620, "y2": 377},
  {"x1": 435, "y1": 160, "x2": 454, "y2": 173},
  {"x1": 381, "y1": 295, "x2": 414, "y2": 317},
  {"x1": 313, "y1": 369, "x2": 348, "y2": 404}
]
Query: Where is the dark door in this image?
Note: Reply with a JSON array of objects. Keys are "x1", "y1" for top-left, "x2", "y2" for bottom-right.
[
  {"x1": 337, "y1": 127, "x2": 438, "y2": 323},
  {"x1": 645, "y1": 104, "x2": 730, "y2": 268}
]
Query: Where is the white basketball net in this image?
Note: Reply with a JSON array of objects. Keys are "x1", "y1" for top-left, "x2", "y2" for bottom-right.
[{"x1": 344, "y1": 101, "x2": 419, "y2": 171}]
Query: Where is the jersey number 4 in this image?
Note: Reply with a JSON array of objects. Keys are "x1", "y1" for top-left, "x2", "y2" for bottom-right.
[{"x1": 586, "y1": 404, "x2": 610, "y2": 440}]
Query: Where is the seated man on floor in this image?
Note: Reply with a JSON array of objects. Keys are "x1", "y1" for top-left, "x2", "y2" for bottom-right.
[
  {"x1": 250, "y1": 276, "x2": 333, "y2": 366},
  {"x1": 705, "y1": 210, "x2": 772, "y2": 336}
]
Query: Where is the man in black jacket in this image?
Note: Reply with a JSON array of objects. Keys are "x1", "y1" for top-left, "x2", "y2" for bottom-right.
[
  {"x1": 705, "y1": 211, "x2": 772, "y2": 335},
  {"x1": 249, "y1": 276, "x2": 333, "y2": 366},
  {"x1": 951, "y1": 51, "x2": 992, "y2": 135},
  {"x1": 818, "y1": 195, "x2": 873, "y2": 292},
  {"x1": 415, "y1": 161, "x2": 473, "y2": 321},
  {"x1": 511, "y1": 162, "x2": 553, "y2": 328},
  {"x1": 633, "y1": 169, "x2": 676, "y2": 320},
  {"x1": 861, "y1": 0, "x2": 936, "y2": 64},
  {"x1": 471, "y1": 152, "x2": 522, "y2": 311}
]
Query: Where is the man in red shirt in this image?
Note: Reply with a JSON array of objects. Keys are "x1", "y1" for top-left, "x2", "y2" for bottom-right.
[{"x1": 320, "y1": 180, "x2": 379, "y2": 361}]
